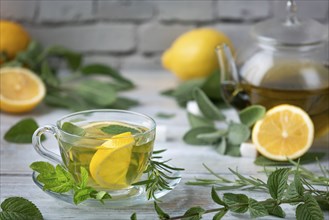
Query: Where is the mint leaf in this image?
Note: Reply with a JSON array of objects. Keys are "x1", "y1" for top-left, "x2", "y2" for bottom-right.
[
  {"x1": 154, "y1": 202, "x2": 170, "y2": 220},
  {"x1": 0, "y1": 197, "x2": 43, "y2": 220},
  {"x1": 254, "y1": 152, "x2": 326, "y2": 166},
  {"x1": 76, "y1": 80, "x2": 117, "y2": 106},
  {"x1": 187, "y1": 112, "x2": 215, "y2": 128},
  {"x1": 156, "y1": 112, "x2": 176, "y2": 119},
  {"x1": 4, "y1": 118, "x2": 39, "y2": 143},
  {"x1": 267, "y1": 168, "x2": 290, "y2": 200},
  {"x1": 294, "y1": 171, "x2": 304, "y2": 197},
  {"x1": 193, "y1": 88, "x2": 225, "y2": 121},
  {"x1": 296, "y1": 194, "x2": 324, "y2": 220},
  {"x1": 40, "y1": 61, "x2": 59, "y2": 87},
  {"x1": 73, "y1": 187, "x2": 94, "y2": 205},
  {"x1": 101, "y1": 124, "x2": 140, "y2": 135},
  {"x1": 183, "y1": 127, "x2": 217, "y2": 145},
  {"x1": 223, "y1": 193, "x2": 249, "y2": 213},
  {"x1": 248, "y1": 198, "x2": 268, "y2": 218},
  {"x1": 130, "y1": 213, "x2": 137, "y2": 220},
  {"x1": 80, "y1": 167, "x2": 89, "y2": 188},
  {"x1": 30, "y1": 161, "x2": 55, "y2": 174},
  {"x1": 264, "y1": 201, "x2": 286, "y2": 218},
  {"x1": 213, "y1": 210, "x2": 227, "y2": 220},
  {"x1": 211, "y1": 187, "x2": 226, "y2": 206},
  {"x1": 109, "y1": 97, "x2": 139, "y2": 109},
  {"x1": 41, "y1": 46, "x2": 82, "y2": 70},
  {"x1": 239, "y1": 105, "x2": 265, "y2": 127},
  {"x1": 61, "y1": 122, "x2": 85, "y2": 136},
  {"x1": 227, "y1": 122, "x2": 250, "y2": 145},
  {"x1": 182, "y1": 206, "x2": 205, "y2": 220}
]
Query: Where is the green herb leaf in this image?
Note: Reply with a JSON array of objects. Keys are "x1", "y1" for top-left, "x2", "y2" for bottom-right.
[
  {"x1": 101, "y1": 124, "x2": 140, "y2": 135},
  {"x1": 80, "y1": 64, "x2": 134, "y2": 88},
  {"x1": 239, "y1": 105, "x2": 265, "y2": 127},
  {"x1": 212, "y1": 209, "x2": 227, "y2": 220},
  {"x1": 187, "y1": 112, "x2": 215, "y2": 128},
  {"x1": 45, "y1": 92, "x2": 89, "y2": 111},
  {"x1": 172, "y1": 79, "x2": 205, "y2": 106},
  {"x1": 80, "y1": 167, "x2": 89, "y2": 188},
  {"x1": 130, "y1": 213, "x2": 137, "y2": 220},
  {"x1": 4, "y1": 118, "x2": 39, "y2": 143},
  {"x1": 75, "y1": 80, "x2": 117, "y2": 106},
  {"x1": 193, "y1": 88, "x2": 225, "y2": 121},
  {"x1": 108, "y1": 97, "x2": 139, "y2": 109},
  {"x1": 0, "y1": 197, "x2": 43, "y2": 220},
  {"x1": 40, "y1": 61, "x2": 59, "y2": 87},
  {"x1": 73, "y1": 187, "x2": 93, "y2": 205},
  {"x1": 227, "y1": 122, "x2": 250, "y2": 145},
  {"x1": 211, "y1": 187, "x2": 226, "y2": 206},
  {"x1": 156, "y1": 112, "x2": 176, "y2": 119},
  {"x1": 265, "y1": 202, "x2": 286, "y2": 218},
  {"x1": 215, "y1": 138, "x2": 227, "y2": 155},
  {"x1": 61, "y1": 122, "x2": 86, "y2": 136},
  {"x1": 267, "y1": 168, "x2": 290, "y2": 200},
  {"x1": 41, "y1": 46, "x2": 82, "y2": 70},
  {"x1": 30, "y1": 161, "x2": 55, "y2": 174},
  {"x1": 182, "y1": 206, "x2": 205, "y2": 220},
  {"x1": 225, "y1": 143, "x2": 241, "y2": 157},
  {"x1": 294, "y1": 170, "x2": 304, "y2": 197},
  {"x1": 154, "y1": 202, "x2": 170, "y2": 220},
  {"x1": 248, "y1": 198, "x2": 268, "y2": 218},
  {"x1": 201, "y1": 69, "x2": 222, "y2": 102},
  {"x1": 197, "y1": 130, "x2": 226, "y2": 144},
  {"x1": 223, "y1": 193, "x2": 249, "y2": 213},
  {"x1": 183, "y1": 127, "x2": 217, "y2": 145},
  {"x1": 254, "y1": 152, "x2": 326, "y2": 166},
  {"x1": 296, "y1": 193, "x2": 324, "y2": 220}
]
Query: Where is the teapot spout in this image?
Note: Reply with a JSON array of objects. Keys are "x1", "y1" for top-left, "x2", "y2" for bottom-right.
[{"x1": 215, "y1": 44, "x2": 240, "y2": 83}]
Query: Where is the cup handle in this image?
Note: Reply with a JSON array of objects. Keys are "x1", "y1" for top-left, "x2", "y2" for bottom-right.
[{"x1": 32, "y1": 125, "x2": 63, "y2": 165}]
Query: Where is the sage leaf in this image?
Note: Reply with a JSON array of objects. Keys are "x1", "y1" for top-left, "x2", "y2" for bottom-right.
[
  {"x1": 239, "y1": 105, "x2": 265, "y2": 127},
  {"x1": 187, "y1": 112, "x2": 214, "y2": 128},
  {"x1": 75, "y1": 80, "x2": 117, "y2": 106},
  {"x1": 254, "y1": 152, "x2": 326, "y2": 166},
  {"x1": 227, "y1": 122, "x2": 250, "y2": 145},
  {"x1": 225, "y1": 143, "x2": 241, "y2": 157},
  {"x1": 193, "y1": 88, "x2": 225, "y2": 120},
  {"x1": 0, "y1": 197, "x2": 43, "y2": 220},
  {"x1": 183, "y1": 206, "x2": 205, "y2": 220},
  {"x1": 4, "y1": 118, "x2": 39, "y2": 144},
  {"x1": 80, "y1": 64, "x2": 134, "y2": 88},
  {"x1": 197, "y1": 130, "x2": 226, "y2": 144},
  {"x1": 212, "y1": 210, "x2": 227, "y2": 220},
  {"x1": 183, "y1": 127, "x2": 217, "y2": 145},
  {"x1": 61, "y1": 122, "x2": 85, "y2": 136},
  {"x1": 248, "y1": 198, "x2": 268, "y2": 218},
  {"x1": 101, "y1": 124, "x2": 140, "y2": 135},
  {"x1": 40, "y1": 61, "x2": 59, "y2": 87},
  {"x1": 296, "y1": 193, "x2": 324, "y2": 220},
  {"x1": 267, "y1": 168, "x2": 290, "y2": 200},
  {"x1": 223, "y1": 193, "x2": 249, "y2": 213},
  {"x1": 130, "y1": 213, "x2": 137, "y2": 220},
  {"x1": 41, "y1": 46, "x2": 82, "y2": 70},
  {"x1": 154, "y1": 202, "x2": 170, "y2": 219},
  {"x1": 211, "y1": 187, "x2": 226, "y2": 206},
  {"x1": 215, "y1": 138, "x2": 227, "y2": 155},
  {"x1": 201, "y1": 69, "x2": 222, "y2": 101}
]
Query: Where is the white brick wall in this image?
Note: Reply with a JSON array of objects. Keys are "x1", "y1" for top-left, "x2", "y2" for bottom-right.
[{"x1": 1, "y1": 0, "x2": 328, "y2": 70}]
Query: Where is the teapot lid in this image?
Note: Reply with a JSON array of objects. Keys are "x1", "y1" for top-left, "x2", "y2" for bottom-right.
[{"x1": 252, "y1": 0, "x2": 328, "y2": 46}]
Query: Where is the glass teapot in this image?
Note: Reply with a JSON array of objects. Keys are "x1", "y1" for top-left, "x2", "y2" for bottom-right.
[{"x1": 216, "y1": 0, "x2": 329, "y2": 144}]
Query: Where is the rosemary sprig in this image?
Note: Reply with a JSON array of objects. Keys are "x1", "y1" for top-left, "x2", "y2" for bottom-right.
[{"x1": 133, "y1": 149, "x2": 184, "y2": 201}]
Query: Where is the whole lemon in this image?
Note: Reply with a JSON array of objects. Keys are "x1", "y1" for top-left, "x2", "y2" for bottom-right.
[
  {"x1": 0, "y1": 20, "x2": 30, "y2": 60},
  {"x1": 162, "y1": 28, "x2": 234, "y2": 80}
]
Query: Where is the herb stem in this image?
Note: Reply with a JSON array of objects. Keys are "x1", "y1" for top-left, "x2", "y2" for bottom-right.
[{"x1": 167, "y1": 207, "x2": 227, "y2": 220}]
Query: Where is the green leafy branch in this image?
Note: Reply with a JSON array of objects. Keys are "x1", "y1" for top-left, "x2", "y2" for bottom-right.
[
  {"x1": 133, "y1": 164, "x2": 327, "y2": 220},
  {"x1": 1, "y1": 41, "x2": 138, "y2": 111},
  {"x1": 30, "y1": 161, "x2": 111, "y2": 205},
  {"x1": 133, "y1": 150, "x2": 185, "y2": 201},
  {"x1": 183, "y1": 88, "x2": 265, "y2": 157}
]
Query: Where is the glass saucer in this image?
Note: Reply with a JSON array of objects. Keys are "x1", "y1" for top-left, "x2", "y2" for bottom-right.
[{"x1": 32, "y1": 167, "x2": 181, "y2": 208}]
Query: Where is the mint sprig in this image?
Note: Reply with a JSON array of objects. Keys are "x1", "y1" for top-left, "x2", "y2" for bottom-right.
[
  {"x1": 0, "y1": 197, "x2": 43, "y2": 220},
  {"x1": 183, "y1": 88, "x2": 265, "y2": 157},
  {"x1": 30, "y1": 161, "x2": 111, "y2": 205},
  {"x1": 4, "y1": 118, "x2": 40, "y2": 144}
]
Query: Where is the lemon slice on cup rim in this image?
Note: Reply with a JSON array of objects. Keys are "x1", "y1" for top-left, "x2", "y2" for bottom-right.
[{"x1": 252, "y1": 104, "x2": 314, "y2": 161}]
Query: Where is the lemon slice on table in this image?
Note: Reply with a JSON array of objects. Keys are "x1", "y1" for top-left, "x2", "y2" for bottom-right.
[
  {"x1": 0, "y1": 67, "x2": 46, "y2": 113},
  {"x1": 89, "y1": 132, "x2": 135, "y2": 189},
  {"x1": 252, "y1": 104, "x2": 314, "y2": 161}
]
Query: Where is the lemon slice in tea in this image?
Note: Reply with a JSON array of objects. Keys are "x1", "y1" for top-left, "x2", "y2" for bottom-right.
[{"x1": 89, "y1": 132, "x2": 135, "y2": 189}]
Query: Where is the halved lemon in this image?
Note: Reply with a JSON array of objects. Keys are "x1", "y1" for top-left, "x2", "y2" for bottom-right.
[
  {"x1": 252, "y1": 104, "x2": 314, "y2": 161},
  {"x1": 0, "y1": 67, "x2": 46, "y2": 113},
  {"x1": 89, "y1": 132, "x2": 135, "y2": 189}
]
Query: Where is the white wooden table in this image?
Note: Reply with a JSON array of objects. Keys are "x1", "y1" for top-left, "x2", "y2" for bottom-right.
[{"x1": 1, "y1": 71, "x2": 328, "y2": 219}]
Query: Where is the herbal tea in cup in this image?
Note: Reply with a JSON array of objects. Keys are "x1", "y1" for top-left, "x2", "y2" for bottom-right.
[{"x1": 32, "y1": 110, "x2": 156, "y2": 194}]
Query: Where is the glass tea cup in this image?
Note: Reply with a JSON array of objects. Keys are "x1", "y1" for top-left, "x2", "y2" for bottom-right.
[{"x1": 32, "y1": 109, "x2": 156, "y2": 197}]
